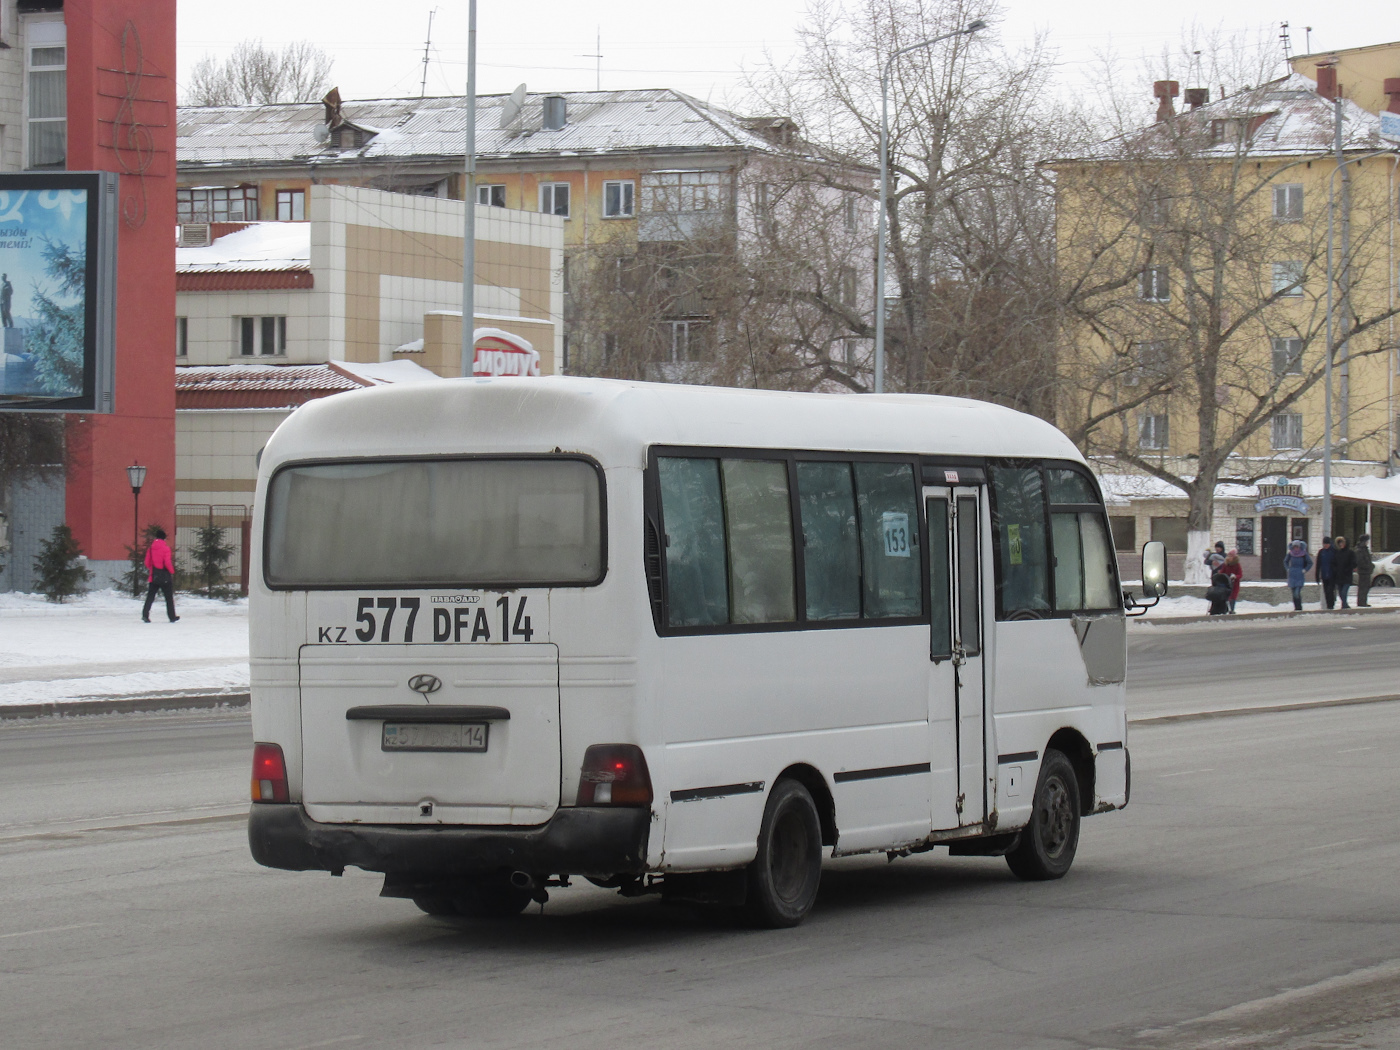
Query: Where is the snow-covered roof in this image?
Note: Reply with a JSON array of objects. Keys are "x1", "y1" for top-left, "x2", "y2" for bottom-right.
[
  {"x1": 1064, "y1": 74, "x2": 1389, "y2": 163},
  {"x1": 176, "y1": 363, "x2": 362, "y2": 394},
  {"x1": 178, "y1": 88, "x2": 852, "y2": 171},
  {"x1": 331, "y1": 359, "x2": 441, "y2": 386},
  {"x1": 1098, "y1": 471, "x2": 1400, "y2": 508},
  {"x1": 176, "y1": 222, "x2": 310, "y2": 274}
]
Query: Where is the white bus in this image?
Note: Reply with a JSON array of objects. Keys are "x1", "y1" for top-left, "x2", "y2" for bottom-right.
[{"x1": 248, "y1": 377, "x2": 1155, "y2": 927}]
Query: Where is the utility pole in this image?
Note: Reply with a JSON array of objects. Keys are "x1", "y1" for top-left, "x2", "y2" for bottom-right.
[{"x1": 459, "y1": 0, "x2": 476, "y2": 377}]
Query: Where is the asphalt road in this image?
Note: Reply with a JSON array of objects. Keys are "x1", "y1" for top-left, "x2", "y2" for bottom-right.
[{"x1": 3, "y1": 618, "x2": 1400, "y2": 1049}]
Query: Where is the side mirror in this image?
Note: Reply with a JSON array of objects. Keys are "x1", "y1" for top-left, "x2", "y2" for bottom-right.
[{"x1": 1140, "y1": 540, "x2": 1168, "y2": 598}]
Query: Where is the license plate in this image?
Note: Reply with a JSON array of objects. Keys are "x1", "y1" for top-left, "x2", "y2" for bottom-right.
[{"x1": 381, "y1": 722, "x2": 488, "y2": 752}]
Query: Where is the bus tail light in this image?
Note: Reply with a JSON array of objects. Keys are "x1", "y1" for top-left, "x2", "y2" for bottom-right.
[
  {"x1": 577, "y1": 744, "x2": 652, "y2": 806},
  {"x1": 251, "y1": 742, "x2": 289, "y2": 803}
]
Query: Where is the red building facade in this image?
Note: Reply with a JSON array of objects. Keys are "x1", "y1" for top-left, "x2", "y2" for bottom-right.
[{"x1": 62, "y1": 0, "x2": 176, "y2": 566}]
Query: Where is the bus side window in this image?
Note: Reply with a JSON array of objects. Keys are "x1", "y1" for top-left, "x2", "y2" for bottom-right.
[
  {"x1": 1053, "y1": 511, "x2": 1117, "y2": 612},
  {"x1": 797, "y1": 461, "x2": 861, "y2": 620},
  {"x1": 854, "y1": 462, "x2": 922, "y2": 618},
  {"x1": 658, "y1": 457, "x2": 729, "y2": 627},
  {"x1": 720, "y1": 459, "x2": 796, "y2": 624},
  {"x1": 927, "y1": 498, "x2": 952, "y2": 658},
  {"x1": 989, "y1": 464, "x2": 1051, "y2": 618}
]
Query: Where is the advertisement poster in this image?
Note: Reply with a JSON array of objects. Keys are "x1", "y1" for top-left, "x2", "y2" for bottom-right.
[{"x1": 0, "y1": 172, "x2": 116, "y2": 413}]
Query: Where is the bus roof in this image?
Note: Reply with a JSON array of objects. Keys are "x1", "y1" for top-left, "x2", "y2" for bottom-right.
[{"x1": 261, "y1": 376, "x2": 1086, "y2": 471}]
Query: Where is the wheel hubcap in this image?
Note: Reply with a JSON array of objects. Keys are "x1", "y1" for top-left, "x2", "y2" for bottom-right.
[{"x1": 1038, "y1": 775, "x2": 1073, "y2": 858}]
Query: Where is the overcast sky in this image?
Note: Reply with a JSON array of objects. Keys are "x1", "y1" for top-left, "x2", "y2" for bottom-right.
[{"x1": 174, "y1": 0, "x2": 1395, "y2": 110}]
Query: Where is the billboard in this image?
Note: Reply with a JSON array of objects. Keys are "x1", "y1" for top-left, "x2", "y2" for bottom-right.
[{"x1": 0, "y1": 171, "x2": 118, "y2": 413}]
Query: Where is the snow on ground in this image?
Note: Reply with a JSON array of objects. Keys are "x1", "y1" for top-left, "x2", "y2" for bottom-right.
[
  {"x1": 1, "y1": 582, "x2": 1395, "y2": 705},
  {"x1": 0, "y1": 588, "x2": 248, "y2": 705}
]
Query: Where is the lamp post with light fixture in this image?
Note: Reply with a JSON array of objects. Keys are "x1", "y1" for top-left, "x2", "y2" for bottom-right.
[
  {"x1": 126, "y1": 463, "x2": 146, "y2": 596},
  {"x1": 873, "y1": 18, "x2": 986, "y2": 394}
]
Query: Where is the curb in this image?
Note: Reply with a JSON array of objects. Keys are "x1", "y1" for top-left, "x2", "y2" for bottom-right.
[
  {"x1": 1133, "y1": 605, "x2": 1400, "y2": 626},
  {"x1": 0, "y1": 692, "x2": 250, "y2": 721},
  {"x1": 1130, "y1": 693, "x2": 1400, "y2": 726}
]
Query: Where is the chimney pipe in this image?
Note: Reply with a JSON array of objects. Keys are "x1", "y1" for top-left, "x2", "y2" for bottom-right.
[
  {"x1": 1184, "y1": 87, "x2": 1209, "y2": 110},
  {"x1": 1385, "y1": 78, "x2": 1400, "y2": 114},
  {"x1": 1153, "y1": 80, "x2": 1180, "y2": 121},
  {"x1": 1315, "y1": 61, "x2": 1338, "y2": 100},
  {"x1": 542, "y1": 95, "x2": 567, "y2": 131}
]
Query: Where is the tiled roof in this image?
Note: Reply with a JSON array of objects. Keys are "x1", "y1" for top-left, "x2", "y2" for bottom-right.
[
  {"x1": 175, "y1": 361, "x2": 443, "y2": 409},
  {"x1": 178, "y1": 88, "x2": 847, "y2": 170},
  {"x1": 177, "y1": 363, "x2": 363, "y2": 393}
]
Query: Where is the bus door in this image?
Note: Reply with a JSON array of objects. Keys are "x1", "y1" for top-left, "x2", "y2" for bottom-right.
[{"x1": 925, "y1": 485, "x2": 987, "y2": 829}]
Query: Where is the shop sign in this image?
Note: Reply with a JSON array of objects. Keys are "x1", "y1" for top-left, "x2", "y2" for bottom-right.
[
  {"x1": 472, "y1": 327, "x2": 540, "y2": 378},
  {"x1": 1255, "y1": 493, "x2": 1309, "y2": 514}
]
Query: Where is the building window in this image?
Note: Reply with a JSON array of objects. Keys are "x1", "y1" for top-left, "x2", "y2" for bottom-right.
[
  {"x1": 1124, "y1": 340, "x2": 1168, "y2": 385},
  {"x1": 178, "y1": 186, "x2": 259, "y2": 222},
  {"x1": 1235, "y1": 517, "x2": 1255, "y2": 555},
  {"x1": 540, "y1": 182, "x2": 570, "y2": 217},
  {"x1": 1273, "y1": 183, "x2": 1303, "y2": 221},
  {"x1": 176, "y1": 317, "x2": 187, "y2": 358},
  {"x1": 1272, "y1": 261, "x2": 1304, "y2": 297},
  {"x1": 1139, "y1": 267, "x2": 1170, "y2": 302},
  {"x1": 603, "y1": 180, "x2": 634, "y2": 218},
  {"x1": 1139, "y1": 412, "x2": 1169, "y2": 450},
  {"x1": 1272, "y1": 336, "x2": 1303, "y2": 375},
  {"x1": 237, "y1": 316, "x2": 286, "y2": 357},
  {"x1": 1271, "y1": 412, "x2": 1303, "y2": 450},
  {"x1": 476, "y1": 184, "x2": 506, "y2": 207},
  {"x1": 276, "y1": 189, "x2": 305, "y2": 221},
  {"x1": 25, "y1": 28, "x2": 65, "y2": 169},
  {"x1": 844, "y1": 195, "x2": 859, "y2": 233},
  {"x1": 640, "y1": 170, "x2": 728, "y2": 213},
  {"x1": 1150, "y1": 517, "x2": 1188, "y2": 553},
  {"x1": 1141, "y1": 192, "x2": 1170, "y2": 227},
  {"x1": 1108, "y1": 515, "x2": 1136, "y2": 552},
  {"x1": 658, "y1": 320, "x2": 708, "y2": 363}
]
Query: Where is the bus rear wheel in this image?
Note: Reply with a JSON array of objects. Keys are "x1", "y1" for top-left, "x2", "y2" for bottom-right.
[
  {"x1": 745, "y1": 779, "x2": 823, "y2": 928},
  {"x1": 1006, "y1": 749, "x2": 1081, "y2": 881}
]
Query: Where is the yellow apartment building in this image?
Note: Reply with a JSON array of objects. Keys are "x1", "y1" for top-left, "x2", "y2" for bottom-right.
[{"x1": 1054, "y1": 59, "x2": 1400, "y2": 578}]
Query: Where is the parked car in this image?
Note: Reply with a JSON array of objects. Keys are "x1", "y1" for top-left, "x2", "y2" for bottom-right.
[{"x1": 1370, "y1": 552, "x2": 1399, "y2": 587}]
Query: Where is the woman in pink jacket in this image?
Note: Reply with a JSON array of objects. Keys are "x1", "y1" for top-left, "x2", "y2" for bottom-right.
[{"x1": 142, "y1": 528, "x2": 179, "y2": 623}]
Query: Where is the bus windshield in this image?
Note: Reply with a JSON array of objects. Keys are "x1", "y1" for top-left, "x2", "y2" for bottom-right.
[{"x1": 264, "y1": 457, "x2": 604, "y2": 588}]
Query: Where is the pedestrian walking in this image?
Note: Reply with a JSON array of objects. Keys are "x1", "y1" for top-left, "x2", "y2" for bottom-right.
[
  {"x1": 141, "y1": 528, "x2": 179, "y2": 623},
  {"x1": 1206, "y1": 568, "x2": 1232, "y2": 616},
  {"x1": 1316, "y1": 536, "x2": 1336, "y2": 609},
  {"x1": 1283, "y1": 540, "x2": 1313, "y2": 611},
  {"x1": 1333, "y1": 535, "x2": 1357, "y2": 610},
  {"x1": 1355, "y1": 533, "x2": 1374, "y2": 607},
  {"x1": 1222, "y1": 549, "x2": 1244, "y2": 613}
]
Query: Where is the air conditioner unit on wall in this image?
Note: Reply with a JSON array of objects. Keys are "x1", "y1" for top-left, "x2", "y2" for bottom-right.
[{"x1": 179, "y1": 223, "x2": 211, "y2": 247}]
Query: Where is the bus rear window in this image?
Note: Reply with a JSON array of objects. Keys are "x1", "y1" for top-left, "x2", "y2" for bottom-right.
[{"x1": 264, "y1": 457, "x2": 604, "y2": 588}]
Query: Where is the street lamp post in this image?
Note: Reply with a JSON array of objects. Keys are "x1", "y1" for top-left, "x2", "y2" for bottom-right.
[
  {"x1": 873, "y1": 19, "x2": 985, "y2": 394},
  {"x1": 126, "y1": 463, "x2": 146, "y2": 596}
]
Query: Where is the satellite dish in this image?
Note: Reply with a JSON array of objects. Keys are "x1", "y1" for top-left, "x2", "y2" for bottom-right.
[{"x1": 499, "y1": 83, "x2": 527, "y2": 129}]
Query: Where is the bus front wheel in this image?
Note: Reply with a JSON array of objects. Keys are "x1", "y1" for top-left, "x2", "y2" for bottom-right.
[
  {"x1": 1006, "y1": 749, "x2": 1081, "y2": 881},
  {"x1": 746, "y1": 779, "x2": 823, "y2": 928}
]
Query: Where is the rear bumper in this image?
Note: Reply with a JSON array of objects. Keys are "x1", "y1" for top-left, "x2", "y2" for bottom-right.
[{"x1": 248, "y1": 803, "x2": 651, "y2": 878}]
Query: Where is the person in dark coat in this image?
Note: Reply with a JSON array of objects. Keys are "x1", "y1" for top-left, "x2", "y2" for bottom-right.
[
  {"x1": 1355, "y1": 533, "x2": 1374, "y2": 607},
  {"x1": 1204, "y1": 540, "x2": 1226, "y2": 573},
  {"x1": 1333, "y1": 535, "x2": 1357, "y2": 610},
  {"x1": 1316, "y1": 536, "x2": 1336, "y2": 609},
  {"x1": 1283, "y1": 540, "x2": 1313, "y2": 611},
  {"x1": 1206, "y1": 568, "x2": 1232, "y2": 615}
]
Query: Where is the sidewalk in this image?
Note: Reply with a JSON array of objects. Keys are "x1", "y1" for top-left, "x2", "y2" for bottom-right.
[{"x1": 0, "y1": 589, "x2": 248, "y2": 717}]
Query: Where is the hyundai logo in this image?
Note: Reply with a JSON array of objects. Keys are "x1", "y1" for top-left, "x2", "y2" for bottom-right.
[{"x1": 407, "y1": 674, "x2": 442, "y2": 695}]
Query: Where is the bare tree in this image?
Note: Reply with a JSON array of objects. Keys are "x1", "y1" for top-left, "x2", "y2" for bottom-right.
[
  {"x1": 186, "y1": 40, "x2": 334, "y2": 106},
  {"x1": 1057, "y1": 33, "x2": 1400, "y2": 581}
]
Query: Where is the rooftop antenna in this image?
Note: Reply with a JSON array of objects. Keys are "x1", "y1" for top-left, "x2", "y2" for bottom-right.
[
  {"x1": 1279, "y1": 22, "x2": 1292, "y2": 61},
  {"x1": 419, "y1": 8, "x2": 437, "y2": 97},
  {"x1": 579, "y1": 27, "x2": 602, "y2": 91}
]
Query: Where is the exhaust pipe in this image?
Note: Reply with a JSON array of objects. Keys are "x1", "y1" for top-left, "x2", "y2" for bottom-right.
[{"x1": 511, "y1": 870, "x2": 549, "y2": 904}]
